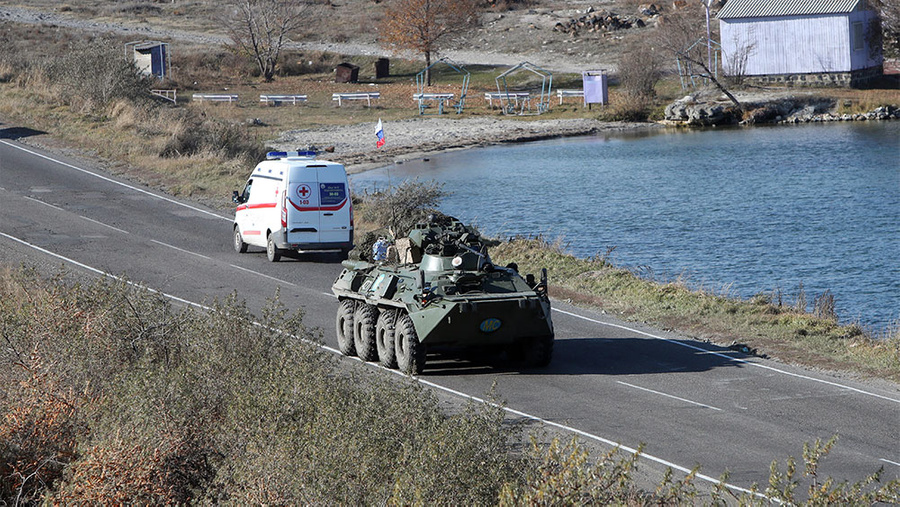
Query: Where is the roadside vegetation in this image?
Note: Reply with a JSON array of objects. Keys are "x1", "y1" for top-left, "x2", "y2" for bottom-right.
[{"x1": 2, "y1": 267, "x2": 898, "y2": 504}]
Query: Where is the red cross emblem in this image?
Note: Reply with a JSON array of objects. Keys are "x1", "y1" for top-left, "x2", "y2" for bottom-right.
[{"x1": 297, "y1": 184, "x2": 311, "y2": 198}]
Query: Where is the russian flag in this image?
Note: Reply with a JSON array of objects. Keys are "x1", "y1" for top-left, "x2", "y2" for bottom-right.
[{"x1": 375, "y1": 118, "x2": 385, "y2": 148}]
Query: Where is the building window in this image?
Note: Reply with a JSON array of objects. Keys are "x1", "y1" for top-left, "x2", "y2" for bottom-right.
[{"x1": 852, "y1": 22, "x2": 864, "y2": 51}]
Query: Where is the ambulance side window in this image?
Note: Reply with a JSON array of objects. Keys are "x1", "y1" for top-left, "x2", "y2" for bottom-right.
[{"x1": 241, "y1": 179, "x2": 252, "y2": 203}]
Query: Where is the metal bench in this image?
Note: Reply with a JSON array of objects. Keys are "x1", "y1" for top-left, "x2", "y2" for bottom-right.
[
  {"x1": 192, "y1": 94, "x2": 239, "y2": 103},
  {"x1": 151, "y1": 89, "x2": 177, "y2": 103},
  {"x1": 557, "y1": 89, "x2": 584, "y2": 104},
  {"x1": 484, "y1": 92, "x2": 530, "y2": 109},
  {"x1": 413, "y1": 93, "x2": 455, "y2": 115},
  {"x1": 260, "y1": 94, "x2": 308, "y2": 105},
  {"x1": 331, "y1": 92, "x2": 381, "y2": 106}
]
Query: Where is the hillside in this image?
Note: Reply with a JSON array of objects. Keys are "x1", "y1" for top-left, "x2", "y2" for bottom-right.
[{"x1": 0, "y1": 0, "x2": 670, "y2": 73}]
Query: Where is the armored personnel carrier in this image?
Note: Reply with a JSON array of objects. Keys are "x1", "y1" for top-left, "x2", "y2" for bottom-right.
[{"x1": 331, "y1": 215, "x2": 554, "y2": 374}]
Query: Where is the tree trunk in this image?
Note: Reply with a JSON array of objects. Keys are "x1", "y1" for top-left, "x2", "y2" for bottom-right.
[
  {"x1": 425, "y1": 50, "x2": 432, "y2": 87},
  {"x1": 682, "y1": 54, "x2": 742, "y2": 112}
]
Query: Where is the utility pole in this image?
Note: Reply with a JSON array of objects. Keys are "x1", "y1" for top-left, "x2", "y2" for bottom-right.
[{"x1": 703, "y1": 0, "x2": 712, "y2": 74}]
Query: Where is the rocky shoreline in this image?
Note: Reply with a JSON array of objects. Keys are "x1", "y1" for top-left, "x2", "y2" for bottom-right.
[{"x1": 664, "y1": 92, "x2": 900, "y2": 126}]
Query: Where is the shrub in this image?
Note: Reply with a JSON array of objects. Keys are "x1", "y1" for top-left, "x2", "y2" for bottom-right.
[
  {"x1": 355, "y1": 179, "x2": 450, "y2": 237},
  {"x1": 605, "y1": 92, "x2": 653, "y2": 121},
  {"x1": 618, "y1": 41, "x2": 662, "y2": 99},
  {"x1": 44, "y1": 38, "x2": 153, "y2": 113},
  {"x1": 160, "y1": 111, "x2": 266, "y2": 162},
  {"x1": 0, "y1": 268, "x2": 525, "y2": 503},
  {"x1": 0, "y1": 352, "x2": 85, "y2": 505}
]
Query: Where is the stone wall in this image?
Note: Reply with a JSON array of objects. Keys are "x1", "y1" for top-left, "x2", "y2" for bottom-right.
[{"x1": 741, "y1": 66, "x2": 884, "y2": 88}]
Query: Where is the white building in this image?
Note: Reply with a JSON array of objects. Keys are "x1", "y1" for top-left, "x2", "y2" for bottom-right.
[{"x1": 718, "y1": 0, "x2": 883, "y2": 86}]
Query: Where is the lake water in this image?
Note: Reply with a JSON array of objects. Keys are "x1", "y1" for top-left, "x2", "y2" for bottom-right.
[{"x1": 351, "y1": 121, "x2": 900, "y2": 333}]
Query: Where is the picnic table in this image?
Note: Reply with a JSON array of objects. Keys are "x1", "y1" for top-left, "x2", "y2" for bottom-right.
[
  {"x1": 413, "y1": 93, "x2": 455, "y2": 114},
  {"x1": 556, "y1": 89, "x2": 584, "y2": 104},
  {"x1": 260, "y1": 94, "x2": 308, "y2": 105},
  {"x1": 192, "y1": 94, "x2": 239, "y2": 103},
  {"x1": 484, "y1": 91, "x2": 530, "y2": 109},
  {"x1": 332, "y1": 92, "x2": 381, "y2": 106}
]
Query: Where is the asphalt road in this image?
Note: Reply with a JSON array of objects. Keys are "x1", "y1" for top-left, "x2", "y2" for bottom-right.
[{"x1": 1, "y1": 129, "x2": 898, "y2": 496}]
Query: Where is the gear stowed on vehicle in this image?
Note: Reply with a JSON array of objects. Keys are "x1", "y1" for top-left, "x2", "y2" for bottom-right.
[{"x1": 332, "y1": 215, "x2": 554, "y2": 374}]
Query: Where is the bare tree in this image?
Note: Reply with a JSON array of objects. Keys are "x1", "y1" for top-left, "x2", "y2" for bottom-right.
[
  {"x1": 618, "y1": 41, "x2": 663, "y2": 99},
  {"x1": 723, "y1": 29, "x2": 757, "y2": 86},
  {"x1": 223, "y1": 0, "x2": 316, "y2": 82},
  {"x1": 653, "y1": 2, "x2": 742, "y2": 111},
  {"x1": 379, "y1": 0, "x2": 479, "y2": 85},
  {"x1": 871, "y1": 0, "x2": 900, "y2": 57}
]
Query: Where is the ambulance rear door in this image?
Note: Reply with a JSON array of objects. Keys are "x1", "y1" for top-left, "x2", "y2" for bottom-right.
[
  {"x1": 314, "y1": 163, "x2": 352, "y2": 246},
  {"x1": 284, "y1": 164, "x2": 321, "y2": 246}
]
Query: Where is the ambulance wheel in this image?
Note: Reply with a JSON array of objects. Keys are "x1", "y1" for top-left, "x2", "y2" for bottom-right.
[
  {"x1": 335, "y1": 299, "x2": 356, "y2": 356},
  {"x1": 353, "y1": 303, "x2": 379, "y2": 362},
  {"x1": 233, "y1": 226, "x2": 248, "y2": 253},
  {"x1": 375, "y1": 310, "x2": 397, "y2": 368},
  {"x1": 395, "y1": 313, "x2": 426, "y2": 375},
  {"x1": 266, "y1": 232, "x2": 281, "y2": 262}
]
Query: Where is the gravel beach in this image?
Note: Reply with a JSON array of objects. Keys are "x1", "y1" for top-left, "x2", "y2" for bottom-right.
[{"x1": 269, "y1": 117, "x2": 658, "y2": 173}]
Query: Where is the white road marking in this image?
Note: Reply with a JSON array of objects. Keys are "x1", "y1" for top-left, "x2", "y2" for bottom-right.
[
  {"x1": 0, "y1": 230, "x2": 765, "y2": 499},
  {"x1": 150, "y1": 239, "x2": 212, "y2": 260},
  {"x1": 411, "y1": 375, "x2": 762, "y2": 498},
  {"x1": 80, "y1": 215, "x2": 130, "y2": 234},
  {"x1": 0, "y1": 231, "x2": 206, "y2": 311},
  {"x1": 553, "y1": 308, "x2": 900, "y2": 404},
  {"x1": 881, "y1": 458, "x2": 900, "y2": 467},
  {"x1": 1, "y1": 140, "x2": 231, "y2": 222},
  {"x1": 617, "y1": 381, "x2": 722, "y2": 411},
  {"x1": 20, "y1": 194, "x2": 132, "y2": 235},
  {"x1": 23, "y1": 195, "x2": 63, "y2": 211},
  {"x1": 229, "y1": 263, "x2": 297, "y2": 286}
]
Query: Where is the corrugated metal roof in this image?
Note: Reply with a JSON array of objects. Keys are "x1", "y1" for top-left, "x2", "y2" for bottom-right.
[{"x1": 717, "y1": 0, "x2": 863, "y2": 19}]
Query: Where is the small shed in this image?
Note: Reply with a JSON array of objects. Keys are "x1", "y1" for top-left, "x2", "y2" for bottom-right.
[
  {"x1": 375, "y1": 58, "x2": 390, "y2": 79},
  {"x1": 126, "y1": 41, "x2": 169, "y2": 79},
  {"x1": 335, "y1": 63, "x2": 360, "y2": 83},
  {"x1": 717, "y1": 0, "x2": 883, "y2": 87}
]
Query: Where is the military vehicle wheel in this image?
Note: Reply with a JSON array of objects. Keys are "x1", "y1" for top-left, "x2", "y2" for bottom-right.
[
  {"x1": 353, "y1": 303, "x2": 379, "y2": 361},
  {"x1": 266, "y1": 232, "x2": 281, "y2": 262},
  {"x1": 336, "y1": 299, "x2": 356, "y2": 356},
  {"x1": 510, "y1": 334, "x2": 554, "y2": 368},
  {"x1": 394, "y1": 313, "x2": 426, "y2": 375},
  {"x1": 375, "y1": 310, "x2": 397, "y2": 368},
  {"x1": 233, "y1": 226, "x2": 248, "y2": 253}
]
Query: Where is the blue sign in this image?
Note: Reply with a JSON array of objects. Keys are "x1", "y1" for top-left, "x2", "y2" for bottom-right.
[
  {"x1": 479, "y1": 318, "x2": 502, "y2": 333},
  {"x1": 319, "y1": 183, "x2": 346, "y2": 206}
]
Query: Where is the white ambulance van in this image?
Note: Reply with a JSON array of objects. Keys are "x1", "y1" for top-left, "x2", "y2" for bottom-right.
[{"x1": 232, "y1": 151, "x2": 353, "y2": 261}]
